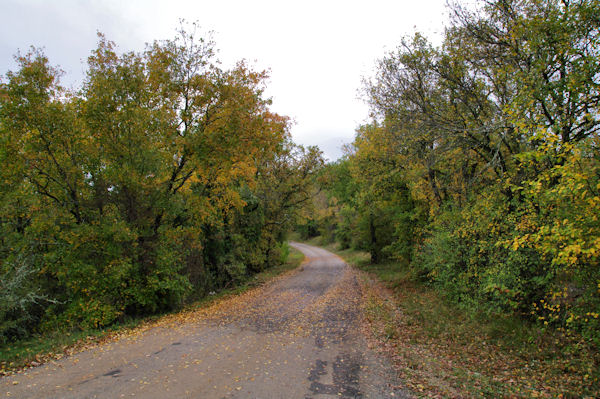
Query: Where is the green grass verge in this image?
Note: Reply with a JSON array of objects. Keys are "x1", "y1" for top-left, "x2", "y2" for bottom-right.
[
  {"x1": 0, "y1": 246, "x2": 304, "y2": 375},
  {"x1": 315, "y1": 238, "x2": 599, "y2": 398}
]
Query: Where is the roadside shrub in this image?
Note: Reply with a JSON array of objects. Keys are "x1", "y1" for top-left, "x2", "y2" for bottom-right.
[
  {"x1": 0, "y1": 252, "x2": 54, "y2": 343},
  {"x1": 278, "y1": 241, "x2": 291, "y2": 264}
]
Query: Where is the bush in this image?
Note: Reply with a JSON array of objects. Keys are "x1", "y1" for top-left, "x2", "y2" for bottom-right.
[
  {"x1": 0, "y1": 252, "x2": 54, "y2": 343},
  {"x1": 278, "y1": 241, "x2": 291, "y2": 264}
]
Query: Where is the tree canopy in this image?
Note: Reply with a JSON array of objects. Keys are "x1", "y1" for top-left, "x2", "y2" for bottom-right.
[
  {"x1": 314, "y1": 0, "x2": 600, "y2": 344},
  {"x1": 0, "y1": 27, "x2": 323, "y2": 342}
]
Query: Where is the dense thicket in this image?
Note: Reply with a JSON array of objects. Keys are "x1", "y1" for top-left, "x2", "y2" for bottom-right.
[
  {"x1": 311, "y1": 0, "x2": 600, "y2": 342},
  {"x1": 0, "y1": 29, "x2": 322, "y2": 342}
]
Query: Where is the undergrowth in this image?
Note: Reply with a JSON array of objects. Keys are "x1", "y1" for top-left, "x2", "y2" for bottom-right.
[
  {"x1": 0, "y1": 247, "x2": 304, "y2": 375},
  {"x1": 321, "y1": 239, "x2": 599, "y2": 398}
]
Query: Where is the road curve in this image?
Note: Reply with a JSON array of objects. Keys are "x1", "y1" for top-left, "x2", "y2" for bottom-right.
[{"x1": 2, "y1": 242, "x2": 408, "y2": 398}]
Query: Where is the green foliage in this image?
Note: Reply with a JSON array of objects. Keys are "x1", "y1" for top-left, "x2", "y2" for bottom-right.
[
  {"x1": 0, "y1": 252, "x2": 53, "y2": 343},
  {"x1": 0, "y1": 26, "x2": 322, "y2": 343},
  {"x1": 278, "y1": 241, "x2": 291, "y2": 265},
  {"x1": 313, "y1": 0, "x2": 600, "y2": 343},
  {"x1": 335, "y1": 244, "x2": 599, "y2": 397}
]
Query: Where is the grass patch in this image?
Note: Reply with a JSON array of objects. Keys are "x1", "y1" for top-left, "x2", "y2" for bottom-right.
[
  {"x1": 0, "y1": 246, "x2": 304, "y2": 375},
  {"x1": 296, "y1": 235, "x2": 372, "y2": 267},
  {"x1": 0, "y1": 322, "x2": 137, "y2": 375},
  {"x1": 321, "y1": 240, "x2": 599, "y2": 398}
]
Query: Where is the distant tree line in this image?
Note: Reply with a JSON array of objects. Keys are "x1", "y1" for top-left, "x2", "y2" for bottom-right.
[
  {"x1": 304, "y1": 0, "x2": 600, "y2": 343},
  {"x1": 0, "y1": 27, "x2": 322, "y2": 342}
]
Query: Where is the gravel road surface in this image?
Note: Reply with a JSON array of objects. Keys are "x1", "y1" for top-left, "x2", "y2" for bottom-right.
[{"x1": 2, "y1": 242, "x2": 409, "y2": 399}]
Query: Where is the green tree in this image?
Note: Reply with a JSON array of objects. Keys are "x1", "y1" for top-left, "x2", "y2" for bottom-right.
[
  {"x1": 0, "y1": 26, "x2": 316, "y2": 341},
  {"x1": 320, "y1": 0, "x2": 600, "y2": 343}
]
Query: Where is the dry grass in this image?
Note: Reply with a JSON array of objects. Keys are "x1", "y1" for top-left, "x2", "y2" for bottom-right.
[{"x1": 324, "y1": 242, "x2": 599, "y2": 398}]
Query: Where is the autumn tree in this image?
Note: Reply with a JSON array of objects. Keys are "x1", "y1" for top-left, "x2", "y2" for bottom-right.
[
  {"x1": 0, "y1": 26, "x2": 321, "y2": 341},
  {"x1": 320, "y1": 0, "x2": 600, "y2": 342}
]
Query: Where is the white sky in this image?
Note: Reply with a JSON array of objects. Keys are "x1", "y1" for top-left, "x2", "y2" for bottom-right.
[{"x1": 1, "y1": 0, "x2": 450, "y2": 161}]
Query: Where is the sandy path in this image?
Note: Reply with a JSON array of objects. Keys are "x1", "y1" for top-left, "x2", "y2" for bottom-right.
[{"x1": 2, "y1": 242, "x2": 409, "y2": 398}]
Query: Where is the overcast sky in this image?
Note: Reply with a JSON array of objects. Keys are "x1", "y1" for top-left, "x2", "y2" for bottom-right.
[{"x1": 1, "y1": 0, "x2": 450, "y2": 161}]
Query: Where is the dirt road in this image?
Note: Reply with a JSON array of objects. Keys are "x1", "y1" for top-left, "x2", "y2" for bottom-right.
[{"x1": 2, "y1": 242, "x2": 409, "y2": 398}]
